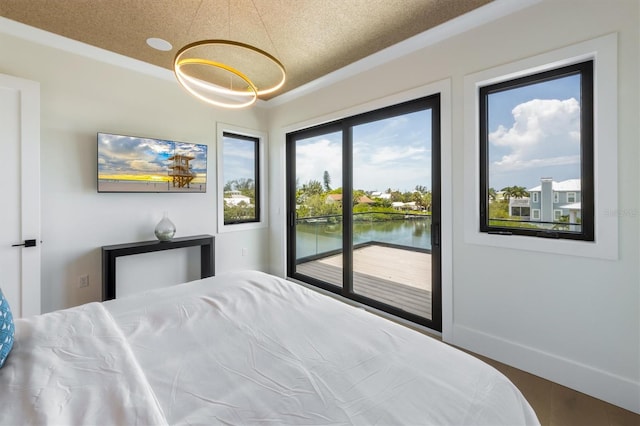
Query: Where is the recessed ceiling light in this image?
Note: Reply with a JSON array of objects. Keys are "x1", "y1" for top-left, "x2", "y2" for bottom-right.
[{"x1": 146, "y1": 37, "x2": 173, "y2": 51}]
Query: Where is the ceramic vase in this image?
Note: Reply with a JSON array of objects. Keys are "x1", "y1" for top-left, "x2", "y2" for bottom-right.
[{"x1": 154, "y1": 211, "x2": 176, "y2": 241}]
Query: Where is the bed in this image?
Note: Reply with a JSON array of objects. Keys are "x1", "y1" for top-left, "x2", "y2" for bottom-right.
[{"x1": 0, "y1": 270, "x2": 539, "y2": 425}]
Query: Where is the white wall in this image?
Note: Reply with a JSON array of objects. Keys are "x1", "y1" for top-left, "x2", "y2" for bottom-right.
[
  {"x1": 0, "y1": 30, "x2": 271, "y2": 313},
  {"x1": 266, "y1": 0, "x2": 639, "y2": 413}
]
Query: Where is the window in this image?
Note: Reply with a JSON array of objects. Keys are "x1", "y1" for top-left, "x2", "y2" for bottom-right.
[
  {"x1": 567, "y1": 192, "x2": 576, "y2": 203},
  {"x1": 511, "y1": 206, "x2": 530, "y2": 217},
  {"x1": 532, "y1": 209, "x2": 540, "y2": 220},
  {"x1": 532, "y1": 192, "x2": 539, "y2": 203},
  {"x1": 464, "y1": 33, "x2": 618, "y2": 259},
  {"x1": 479, "y1": 60, "x2": 594, "y2": 241},
  {"x1": 222, "y1": 132, "x2": 259, "y2": 224},
  {"x1": 217, "y1": 124, "x2": 266, "y2": 232}
]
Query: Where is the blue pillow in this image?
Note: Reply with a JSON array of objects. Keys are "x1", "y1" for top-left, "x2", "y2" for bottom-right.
[{"x1": 0, "y1": 288, "x2": 15, "y2": 368}]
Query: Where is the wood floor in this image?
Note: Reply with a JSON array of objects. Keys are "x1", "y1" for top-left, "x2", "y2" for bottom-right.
[
  {"x1": 471, "y1": 351, "x2": 640, "y2": 426},
  {"x1": 296, "y1": 245, "x2": 432, "y2": 319},
  {"x1": 369, "y1": 315, "x2": 640, "y2": 426}
]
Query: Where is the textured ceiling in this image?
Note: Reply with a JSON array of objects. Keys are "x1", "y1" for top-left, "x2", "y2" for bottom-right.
[{"x1": 0, "y1": 0, "x2": 492, "y2": 100}]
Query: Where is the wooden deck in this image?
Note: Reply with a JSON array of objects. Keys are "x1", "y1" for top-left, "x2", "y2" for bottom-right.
[{"x1": 296, "y1": 245, "x2": 432, "y2": 319}]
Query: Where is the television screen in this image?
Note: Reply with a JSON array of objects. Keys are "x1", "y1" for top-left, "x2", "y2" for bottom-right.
[{"x1": 97, "y1": 132, "x2": 207, "y2": 193}]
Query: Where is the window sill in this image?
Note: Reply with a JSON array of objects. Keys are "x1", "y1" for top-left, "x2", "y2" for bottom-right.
[{"x1": 464, "y1": 227, "x2": 617, "y2": 260}]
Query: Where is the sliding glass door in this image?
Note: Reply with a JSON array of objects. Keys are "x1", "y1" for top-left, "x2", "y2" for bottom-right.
[{"x1": 287, "y1": 95, "x2": 441, "y2": 330}]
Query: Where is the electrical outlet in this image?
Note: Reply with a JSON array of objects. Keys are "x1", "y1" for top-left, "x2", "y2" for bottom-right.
[
  {"x1": 242, "y1": 248, "x2": 248, "y2": 256},
  {"x1": 78, "y1": 274, "x2": 89, "y2": 288}
]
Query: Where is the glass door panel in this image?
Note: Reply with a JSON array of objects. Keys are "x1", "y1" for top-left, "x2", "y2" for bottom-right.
[
  {"x1": 287, "y1": 94, "x2": 441, "y2": 330},
  {"x1": 351, "y1": 110, "x2": 433, "y2": 320},
  {"x1": 292, "y1": 131, "x2": 343, "y2": 288}
]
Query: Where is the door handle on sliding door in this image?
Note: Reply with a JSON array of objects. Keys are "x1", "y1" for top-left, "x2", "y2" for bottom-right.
[{"x1": 431, "y1": 223, "x2": 440, "y2": 247}]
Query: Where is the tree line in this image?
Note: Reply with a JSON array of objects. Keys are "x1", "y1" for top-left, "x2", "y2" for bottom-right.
[
  {"x1": 489, "y1": 185, "x2": 529, "y2": 201},
  {"x1": 296, "y1": 171, "x2": 432, "y2": 219}
]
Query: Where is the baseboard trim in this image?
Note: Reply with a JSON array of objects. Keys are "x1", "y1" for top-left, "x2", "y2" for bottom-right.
[{"x1": 450, "y1": 324, "x2": 640, "y2": 414}]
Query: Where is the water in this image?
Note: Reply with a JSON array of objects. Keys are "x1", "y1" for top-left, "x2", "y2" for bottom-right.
[{"x1": 296, "y1": 217, "x2": 432, "y2": 259}]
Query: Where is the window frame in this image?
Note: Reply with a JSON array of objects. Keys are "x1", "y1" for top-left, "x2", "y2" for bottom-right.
[
  {"x1": 216, "y1": 123, "x2": 267, "y2": 233},
  {"x1": 464, "y1": 33, "x2": 618, "y2": 260},
  {"x1": 478, "y1": 60, "x2": 594, "y2": 241}
]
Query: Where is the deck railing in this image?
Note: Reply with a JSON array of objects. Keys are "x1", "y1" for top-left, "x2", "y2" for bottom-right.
[
  {"x1": 295, "y1": 212, "x2": 431, "y2": 262},
  {"x1": 488, "y1": 217, "x2": 582, "y2": 231}
]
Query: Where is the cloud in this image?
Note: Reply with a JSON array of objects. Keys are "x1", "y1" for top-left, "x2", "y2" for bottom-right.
[
  {"x1": 223, "y1": 139, "x2": 254, "y2": 160},
  {"x1": 296, "y1": 138, "x2": 343, "y2": 187},
  {"x1": 369, "y1": 145, "x2": 427, "y2": 165},
  {"x1": 490, "y1": 98, "x2": 580, "y2": 171},
  {"x1": 294, "y1": 110, "x2": 432, "y2": 192},
  {"x1": 296, "y1": 138, "x2": 430, "y2": 192}
]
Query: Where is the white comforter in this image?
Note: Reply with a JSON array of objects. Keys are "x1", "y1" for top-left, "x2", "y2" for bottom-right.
[
  {"x1": 0, "y1": 302, "x2": 166, "y2": 425},
  {"x1": 1, "y1": 270, "x2": 539, "y2": 425}
]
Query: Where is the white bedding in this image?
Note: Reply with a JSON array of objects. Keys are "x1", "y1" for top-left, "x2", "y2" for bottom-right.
[
  {"x1": 0, "y1": 302, "x2": 166, "y2": 425},
  {"x1": 1, "y1": 270, "x2": 539, "y2": 425}
]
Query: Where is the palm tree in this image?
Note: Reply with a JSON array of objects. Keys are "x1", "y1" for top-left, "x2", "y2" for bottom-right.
[
  {"x1": 500, "y1": 186, "x2": 516, "y2": 202},
  {"x1": 511, "y1": 185, "x2": 529, "y2": 199}
]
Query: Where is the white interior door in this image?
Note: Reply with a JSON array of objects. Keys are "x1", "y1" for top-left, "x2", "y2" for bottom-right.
[{"x1": 0, "y1": 74, "x2": 41, "y2": 318}]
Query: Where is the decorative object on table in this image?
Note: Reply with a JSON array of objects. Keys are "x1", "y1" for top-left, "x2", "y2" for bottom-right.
[
  {"x1": 154, "y1": 212, "x2": 176, "y2": 241},
  {"x1": 0, "y1": 287, "x2": 15, "y2": 368}
]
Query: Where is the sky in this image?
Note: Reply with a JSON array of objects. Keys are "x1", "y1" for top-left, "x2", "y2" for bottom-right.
[
  {"x1": 98, "y1": 133, "x2": 207, "y2": 182},
  {"x1": 295, "y1": 73, "x2": 581, "y2": 194},
  {"x1": 295, "y1": 109, "x2": 432, "y2": 193},
  {"x1": 487, "y1": 73, "x2": 582, "y2": 190},
  {"x1": 223, "y1": 135, "x2": 256, "y2": 185}
]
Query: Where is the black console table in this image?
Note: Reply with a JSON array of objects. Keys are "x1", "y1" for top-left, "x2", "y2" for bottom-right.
[{"x1": 102, "y1": 234, "x2": 215, "y2": 301}]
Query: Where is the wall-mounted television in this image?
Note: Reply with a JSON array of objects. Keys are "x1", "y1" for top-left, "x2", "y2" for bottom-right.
[{"x1": 97, "y1": 132, "x2": 207, "y2": 193}]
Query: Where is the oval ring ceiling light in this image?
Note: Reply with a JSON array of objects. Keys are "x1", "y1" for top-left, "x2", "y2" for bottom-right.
[{"x1": 173, "y1": 40, "x2": 286, "y2": 109}]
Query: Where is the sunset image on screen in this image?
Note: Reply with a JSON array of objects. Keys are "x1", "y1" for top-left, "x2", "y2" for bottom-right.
[{"x1": 98, "y1": 133, "x2": 207, "y2": 193}]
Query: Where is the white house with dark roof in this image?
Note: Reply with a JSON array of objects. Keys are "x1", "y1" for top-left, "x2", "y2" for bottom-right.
[{"x1": 528, "y1": 178, "x2": 581, "y2": 223}]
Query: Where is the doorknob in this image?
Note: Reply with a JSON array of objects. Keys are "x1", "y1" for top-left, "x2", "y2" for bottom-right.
[{"x1": 11, "y1": 239, "x2": 37, "y2": 248}]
